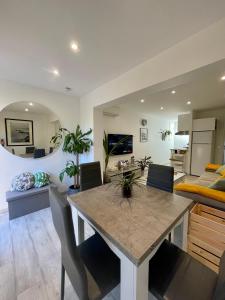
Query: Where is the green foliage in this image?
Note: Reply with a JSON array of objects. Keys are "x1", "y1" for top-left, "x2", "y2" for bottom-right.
[
  {"x1": 160, "y1": 130, "x2": 172, "y2": 141},
  {"x1": 136, "y1": 156, "x2": 152, "y2": 171},
  {"x1": 51, "y1": 125, "x2": 93, "y2": 155},
  {"x1": 117, "y1": 172, "x2": 140, "y2": 189},
  {"x1": 51, "y1": 125, "x2": 93, "y2": 185},
  {"x1": 59, "y1": 161, "x2": 79, "y2": 182}
]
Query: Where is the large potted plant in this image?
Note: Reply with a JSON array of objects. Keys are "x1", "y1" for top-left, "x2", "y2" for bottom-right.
[{"x1": 51, "y1": 125, "x2": 93, "y2": 189}]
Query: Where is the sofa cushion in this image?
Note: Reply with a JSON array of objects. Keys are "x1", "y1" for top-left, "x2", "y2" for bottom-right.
[
  {"x1": 10, "y1": 172, "x2": 35, "y2": 192},
  {"x1": 34, "y1": 172, "x2": 50, "y2": 188},
  {"x1": 209, "y1": 178, "x2": 225, "y2": 191}
]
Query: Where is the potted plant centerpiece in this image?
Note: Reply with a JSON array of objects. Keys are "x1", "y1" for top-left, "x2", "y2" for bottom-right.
[
  {"x1": 117, "y1": 172, "x2": 139, "y2": 198},
  {"x1": 51, "y1": 125, "x2": 93, "y2": 189},
  {"x1": 136, "y1": 155, "x2": 152, "y2": 176}
]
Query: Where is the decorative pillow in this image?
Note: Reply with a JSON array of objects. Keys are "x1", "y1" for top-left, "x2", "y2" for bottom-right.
[
  {"x1": 205, "y1": 163, "x2": 221, "y2": 172},
  {"x1": 216, "y1": 165, "x2": 225, "y2": 175},
  {"x1": 209, "y1": 178, "x2": 225, "y2": 192},
  {"x1": 10, "y1": 172, "x2": 35, "y2": 192},
  {"x1": 34, "y1": 172, "x2": 50, "y2": 188}
]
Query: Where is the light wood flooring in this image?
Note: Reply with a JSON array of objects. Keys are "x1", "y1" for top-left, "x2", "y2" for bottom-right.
[{"x1": 0, "y1": 208, "x2": 120, "y2": 300}]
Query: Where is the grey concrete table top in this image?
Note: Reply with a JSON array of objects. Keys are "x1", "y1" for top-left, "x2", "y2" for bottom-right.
[{"x1": 68, "y1": 184, "x2": 193, "y2": 265}]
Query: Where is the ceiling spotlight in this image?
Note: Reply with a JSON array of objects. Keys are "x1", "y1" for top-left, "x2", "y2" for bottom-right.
[
  {"x1": 140, "y1": 99, "x2": 145, "y2": 103},
  {"x1": 25, "y1": 108, "x2": 29, "y2": 112},
  {"x1": 29, "y1": 102, "x2": 33, "y2": 106},
  {"x1": 186, "y1": 100, "x2": 191, "y2": 105},
  {"x1": 160, "y1": 106, "x2": 164, "y2": 110},
  {"x1": 70, "y1": 41, "x2": 79, "y2": 52},
  {"x1": 171, "y1": 90, "x2": 176, "y2": 94},
  {"x1": 221, "y1": 75, "x2": 225, "y2": 81},
  {"x1": 52, "y1": 69, "x2": 60, "y2": 76}
]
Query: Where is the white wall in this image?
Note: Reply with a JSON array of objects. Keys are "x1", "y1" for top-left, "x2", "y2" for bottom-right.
[
  {"x1": 0, "y1": 79, "x2": 79, "y2": 211},
  {"x1": 80, "y1": 18, "x2": 225, "y2": 167},
  {"x1": 102, "y1": 107, "x2": 173, "y2": 168}
]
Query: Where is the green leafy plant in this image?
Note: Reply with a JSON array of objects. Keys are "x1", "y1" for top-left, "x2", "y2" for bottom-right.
[
  {"x1": 160, "y1": 130, "x2": 172, "y2": 141},
  {"x1": 103, "y1": 132, "x2": 129, "y2": 183},
  {"x1": 59, "y1": 161, "x2": 79, "y2": 182},
  {"x1": 116, "y1": 172, "x2": 140, "y2": 198},
  {"x1": 136, "y1": 156, "x2": 152, "y2": 171},
  {"x1": 51, "y1": 125, "x2": 93, "y2": 188}
]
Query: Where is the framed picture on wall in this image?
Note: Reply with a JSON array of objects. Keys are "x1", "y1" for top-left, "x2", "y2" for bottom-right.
[
  {"x1": 5, "y1": 118, "x2": 34, "y2": 146},
  {"x1": 140, "y1": 128, "x2": 148, "y2": 142}
]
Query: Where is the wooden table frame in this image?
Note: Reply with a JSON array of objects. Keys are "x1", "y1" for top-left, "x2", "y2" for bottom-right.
[{"x1": 72, "y1": 206, "x2": 189, "y2": 300}]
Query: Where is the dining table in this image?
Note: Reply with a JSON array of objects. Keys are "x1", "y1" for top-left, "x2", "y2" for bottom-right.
[{"x1": 68, "y1": 183, "x2": 193, "y2": 300}]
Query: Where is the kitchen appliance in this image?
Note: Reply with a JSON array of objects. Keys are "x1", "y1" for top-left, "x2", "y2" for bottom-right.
[{"x1": 191, "y1": 131, "x2": 214, "y2": 176}]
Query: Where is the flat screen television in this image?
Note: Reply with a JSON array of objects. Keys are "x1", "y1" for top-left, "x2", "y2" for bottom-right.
[{"x1": 108, "y1": 134, "x2": 133, "y2": 155}]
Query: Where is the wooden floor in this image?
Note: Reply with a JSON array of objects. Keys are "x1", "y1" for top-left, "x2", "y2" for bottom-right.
[{"x1": 0, "y1": 208, "x2": 120, "y2": 300}]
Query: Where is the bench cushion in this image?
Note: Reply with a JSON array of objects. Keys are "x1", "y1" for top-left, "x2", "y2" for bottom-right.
[{"x1": 6, "y1": 185, "x2": 49, "y2": 202}]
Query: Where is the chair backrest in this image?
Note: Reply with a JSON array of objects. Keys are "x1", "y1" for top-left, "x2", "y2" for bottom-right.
[
  {"x1": 80, "y1": 161, "x2": 102, "y2": 191},
  {"x1": 147, "y1": 164, "x2": 174, "y2": 193},
  {"x1": 26, "y1": 146, "x2": 35, "y2": 154},
  {"x1": 49, "y1": 186, "x2": 89, "y2": 300},
  {"x1": 213, "y1": 251, "x2": 225, "y2": 300},
  {"x1": 33, "y1": 148, "x2": 45, "y2": 158}
]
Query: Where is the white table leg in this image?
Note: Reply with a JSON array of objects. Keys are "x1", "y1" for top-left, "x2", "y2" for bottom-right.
[
  {"x1": 120, "y1": 255, "x2": 149, "y2": 300},
  {"x1": 182, "y1": 210, "x2": 189, "y2": 251},
  {"x1": 73, "y1": 208, "x2": 85, "y2": 245}
]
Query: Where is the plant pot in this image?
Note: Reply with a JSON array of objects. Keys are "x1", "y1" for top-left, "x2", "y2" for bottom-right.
[
  {"x1": 69, "y1": 184, "x2": 80, "y2": 190},
  {"x1": 103, "y1": 172, "x2": 111, "y2": 184},
  {"x1": 122, "y1": 186, "x2": 132, "y2": 198}
]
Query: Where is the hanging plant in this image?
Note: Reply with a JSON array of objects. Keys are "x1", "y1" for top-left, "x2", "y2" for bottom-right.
[{"x1": 159, "y1": 130, "x2": 172, "y2": 141}]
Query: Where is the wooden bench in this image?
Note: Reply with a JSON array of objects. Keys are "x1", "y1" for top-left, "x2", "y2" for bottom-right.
[{"x1": 6, "y1": 186, "x2": 49, "y2": 220}]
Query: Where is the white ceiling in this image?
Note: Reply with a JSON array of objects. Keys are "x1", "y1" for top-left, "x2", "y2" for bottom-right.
[
  {"x1": 1, "y1": 0, "x2": 225, "y2": 96},
  {"x1": 3, "y1": 102, "x2": 54, "y2": 115},
  {"x1": 100, "y1": 59, "x2": 225, "y2": 119}
]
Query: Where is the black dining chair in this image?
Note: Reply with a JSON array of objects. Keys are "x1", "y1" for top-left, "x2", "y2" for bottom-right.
[
  {"x1": 33, "y1": 148, "x2": 46, "y2": 158},
  {"x1": 49, "y1": 186, "x2": 120, "y2": 300},
  {"x1": 149, "y1": 239, "x2": 225, "y2": 300},
  {"x1": 147, "y1": 164, "x2": 174, "y2": 193},
  {"x1": 80, "y1": 161, "x2": 102, "y2": 191}
]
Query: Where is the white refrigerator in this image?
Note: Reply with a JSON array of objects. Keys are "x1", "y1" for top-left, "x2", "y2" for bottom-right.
[{"x1": 191, "y1": 131, "x2": 214, "y2": 176}]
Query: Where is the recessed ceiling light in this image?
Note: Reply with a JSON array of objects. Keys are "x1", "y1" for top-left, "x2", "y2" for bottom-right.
[
  {"x1": 186, "y1": 100, "x2": 191, "y2": 105},
  {"x1": 29, "y1": 102, "x2": 33, "y2": 106},
  {"x1": 160, "y1": 106, "x2": 164, "y2": 110},
  {"x1": 52, "y1": 69, "x2": 60, "y2": 76},
  {"x1": 221, "y1": 75, "x2": 225, "y2": 81},
  {"x1": 171, "y1": 90, "x2": 176, "y2": 94},
  {"x1": 70, "y1": 41, "x2": 79, "y2": 52},
  {"x1": 25, "y1": 108, "x2": 29, "y2": 112},
  {"x1": 140, "y1": 99, "x2": 145, "y2": 103}
]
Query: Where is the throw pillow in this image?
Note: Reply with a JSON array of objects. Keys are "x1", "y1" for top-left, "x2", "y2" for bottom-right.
[
  {"x1": 216, "y1": 164, "x2": 225, "y2": 175},
  {"x1": 10, "y1": 172, "x2": 35, "y2": 192},
  {"x1": 209, "y1": 177, "x2": 225, "y2": 192},
  {"x1": 34, "y1": 172, "x2": 50, "y2": 188}
]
